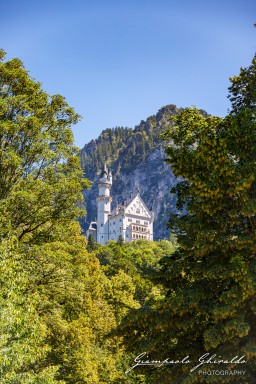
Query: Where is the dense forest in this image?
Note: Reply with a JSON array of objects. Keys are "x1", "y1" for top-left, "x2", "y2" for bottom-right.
[{"x1": 0, "y1": 48, "x2": 255, "y2": 384}]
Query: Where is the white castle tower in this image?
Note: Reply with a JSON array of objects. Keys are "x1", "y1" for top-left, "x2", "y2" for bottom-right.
[
  {"x1": 86, "y1": 162, "x2": 154, "y2": 245},
  {"x1": 96, "y1": 161, "x2": 112, "y2": 245}
]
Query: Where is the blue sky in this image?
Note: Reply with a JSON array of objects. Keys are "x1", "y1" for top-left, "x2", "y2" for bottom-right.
[{"x1": 1, "y1": 0, "x2": 256, "y2": 148}]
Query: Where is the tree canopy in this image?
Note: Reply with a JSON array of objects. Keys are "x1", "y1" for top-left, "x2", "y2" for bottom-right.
[
  {"x1": 0, "y1": 49, "x2": 90, "y2": 243},
  {"x1": 118, "y1": 55, "x2": 256, "y2": 384},
  {"x1": 0, "y1": 50, "x2": 122, "y2": 383},
  {"x1": 0, "y1": 50, "x2": 174, "y2": 383},
  {"x1": 2, "y1": 48, "x2": 256, "y2": 384}
]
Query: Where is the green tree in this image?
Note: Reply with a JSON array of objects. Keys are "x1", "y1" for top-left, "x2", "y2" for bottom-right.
[
  {"x1": 0, "y1": 49, "x2": 90, "y2": 243},
  {"x1": 38, "y1": 223, "x2": 125, "y2": 384},
  {"x1": 119, "y1": 58, "x2": 256, "y2": 384},
  {"x1": 96, "y1": 239, "x2": 175, "y2": 305},
  {"x1": 160, "y1": 107, "x2": 255, "y2": 383},
  {"x1": 0, "y1": 239, "x2": 61, "y2": 384},
  {"x1": 87, "y1": 233, "x2": 98, "y2": 251},
  {"x1": 228, "y1": 55, "x2": 256, "y2": 112},
  {"x1": 0, "y1": 50, "x2": 95, "y2": 382},
  {"x1": 96, "y1": 239, "x2": 175, "y2": 383},
  {"x1": 117, "y1": 234, "x2": 124, "y2": 245},
  {"x1": 0, "y1": 50, "x2": 146, "y2": 384}
]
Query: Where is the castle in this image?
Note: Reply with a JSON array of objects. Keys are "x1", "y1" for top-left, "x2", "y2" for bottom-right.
[{"x1": 87, "y1": 162, "x2": 154, "y2": 245}]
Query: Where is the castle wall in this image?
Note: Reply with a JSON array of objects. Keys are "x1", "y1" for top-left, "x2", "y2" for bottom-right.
[{"x1": 93, "y1": 164, "x2": 153, "y2": 245}]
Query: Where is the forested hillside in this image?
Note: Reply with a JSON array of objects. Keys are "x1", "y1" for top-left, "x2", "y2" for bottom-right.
[{"x1": 81, "y1": 105, "x2": 181, "y2": 239}]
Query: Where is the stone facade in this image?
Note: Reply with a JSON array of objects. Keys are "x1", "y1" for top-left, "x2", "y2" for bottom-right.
[{"x1": 87, "y1": 163, "x2": 154, "y2": 245}]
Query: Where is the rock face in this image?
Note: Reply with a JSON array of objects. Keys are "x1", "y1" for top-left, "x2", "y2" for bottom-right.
[{"x1": 80, "y1": 105, "x2": 181, "y2": 240}]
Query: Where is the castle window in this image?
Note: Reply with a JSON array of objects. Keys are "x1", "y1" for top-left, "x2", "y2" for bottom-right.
[
  {"x1": 144, "y1": 221, "x2": 148, "y2": 226},
  {"x1": 128, "y1": 218, "x2": 132, "y2": 222},
  {"x1": 101, "y1": 223, "x2": 103, "y2": 227},
  {"x1": 136, "y1": 220, "x2": 140, "y2": 224},
  {"x1": 136, "y1": 209, "x2": 140, "y2": 213}
]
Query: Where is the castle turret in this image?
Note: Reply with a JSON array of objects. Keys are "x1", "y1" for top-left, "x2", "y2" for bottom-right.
[{"x1": 96, "y1": 161, "x2": 112, "y2": 245}]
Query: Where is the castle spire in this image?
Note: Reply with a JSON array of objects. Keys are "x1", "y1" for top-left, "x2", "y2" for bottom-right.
[{"x1": 101, "y1": 158, "x2": 108, "y2": 178}]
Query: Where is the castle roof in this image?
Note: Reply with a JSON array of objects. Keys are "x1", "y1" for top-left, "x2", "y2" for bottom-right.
[
  {"x1": 100, "y1": 161, "x2": 108, "y2": 178},
  {"x1": 110, "y1": 192, "x2": 152, "y2": 219}
]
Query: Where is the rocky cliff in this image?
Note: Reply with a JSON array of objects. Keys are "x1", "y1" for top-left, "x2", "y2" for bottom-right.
[{"x1": 80, "y1": 104, "x2": 181, "y2": 240}]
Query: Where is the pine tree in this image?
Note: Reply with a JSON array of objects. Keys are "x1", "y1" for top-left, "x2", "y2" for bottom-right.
[
  {"x1": 117, "y1": 234, "x2": 125, "y2": 245},
  {"x1": 87, "y1": 233, "x2": 97, "y2": 251}
]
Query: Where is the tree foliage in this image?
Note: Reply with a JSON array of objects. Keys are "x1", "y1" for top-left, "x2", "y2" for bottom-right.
[
  {"x1": 87, "y1": 233, "x2": 98, "y2": 251},
  {"x1": 3, "y1": 48, "x2": 256, "y2": 384},
  {"x1": 96, "y1": 239, "x2": 175, "y2": 305},
  {"x1": 118, "y1": 57, "x2": 256, "y2": 384},
  {"x1": 0, "y1": 50, "x2": 126, "y2": 383},
  {"x1": 0, "y1": 238, "x2": 61, "y2": 384},
  {"x1": 0, "y1": 49, "x2": 90, "y2": 243},
  {"x1": 1, "y1": 50, "x2": 172, "y2": 384}
]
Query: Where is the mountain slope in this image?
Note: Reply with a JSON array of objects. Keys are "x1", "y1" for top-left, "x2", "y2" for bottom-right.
[{"x1": 80, "y1": 104, "x2": 181, "y2": 240}]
